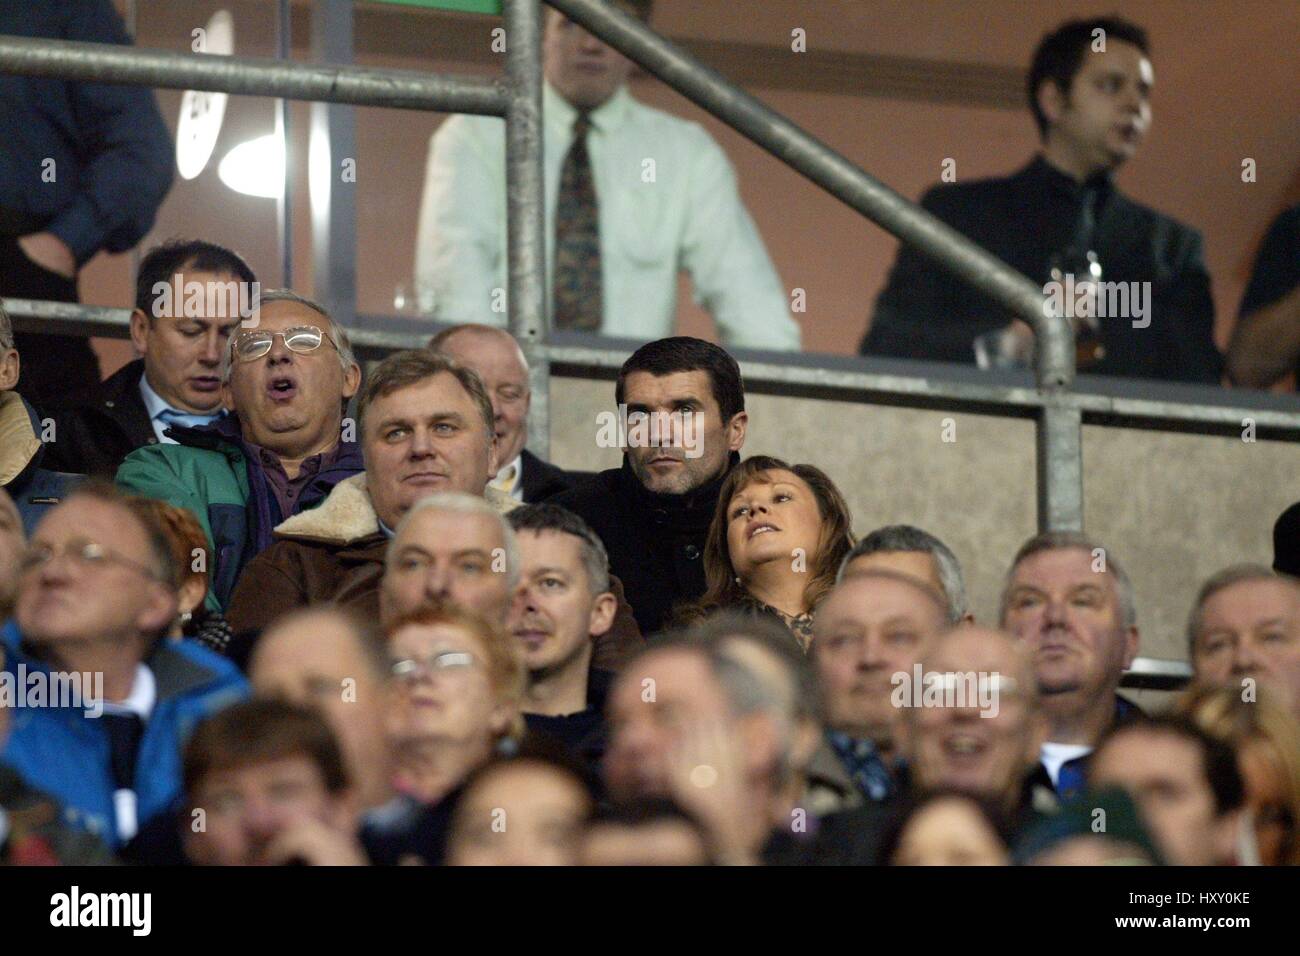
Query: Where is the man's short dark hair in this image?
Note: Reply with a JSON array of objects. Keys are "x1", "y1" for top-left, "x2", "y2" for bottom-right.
[
  {"x1": 1096, "y1": 714, "x2": 1245, "y2": 818},
  {"x1": 1027, "y1": 17, "x2": 1150, "y2": 138},
  {"x1": 615, "y1": 336, "x2": 745, "y2": 425},
  {"x1": 135, "y1": 238, "x2": 257, "y2": 316},
  {"x1": 508, "y1": 503, "x2": 611, "y2": 595},
  {"x1": 183, "y1": 698, "x2": 350, "y2": 800}
]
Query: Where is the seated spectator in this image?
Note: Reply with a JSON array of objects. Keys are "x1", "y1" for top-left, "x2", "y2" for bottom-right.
[
  {"x1": 1089, "y1": 714, "x2": 1246, "y2": 866},
  {"x1": 378, "y1": 492, "x2": 520, "y2": 629},
  {"x1": 44, "y1": 239, "x2": 255, "y2": 476},
  {"x1": 429, "y1": 324, "x2": 584, "y2": 502},
  {"x1": 1225, "y1": 203, "x2": 1300, "y2": 389},
  {"x1": 0, "y1": 482, "x2": 247, "y2": 848},
  {"x1": 446, "y1": 750, "x2": 594, "y2": 866},
  {"x1": 365, "y1": 603, "x2": 525, "y2": 866},
  {"x1": 1, "y1": 646, "x2": 116, "y2": 865},
  {"x1": 225, "y1": 348, "x2": 513, "y2": 634},
  {"x1": 125, "y1": 496, "x2": 233, "y2": 656},
  {"x1": 550, "y1": 337, "x2": 749, "y2": 635},
  {"x1": 0, "y1": 302, "x2": 78, "y2": 532},
  {"x1": 684, "y1": 455, "x2": 853, "y2": 648},
  {"x1": 879, "y1": 791, "x2": 1013, "y2": 866},
  {"x1": 181, "y1": 698, "x2": 367, "y2": 866},
  {"x1": 811, "y1": 569, "x2": 950, "y2": 807},
  {"x1": 1187, "y1": 564, "x2": 1300, "y2": 721},
  {"x1": 580, "y1": 798, "x2": 712, "y2": 866},
  {"x1": 838, "y1": 524, "x2": 971, "y2": 624},
  {"x1": 1177, "y1": 683, "x2": 1300, "y2": 866},
  {"x1": 0, "y1": 488, "x2": 21, "y2": 619},
  {"x1": 249, "y1": 607, "x2": 394, "y2": 814},
  {"x1": 508, "y1": 504, "x2": 618, "y2": 771},
  {"x1": 859, "y1": 16, "x2": 1222, "y2": 384},
  {"x1": 117, "y1": 289, "x2": 363, "y2": 610},
  {"x1": 604, "y1": 632, "x2": 812, "y2": 866},
  {"x1": 905, "y1": 627, "x2": 1049, "y2": 826},
  {"x1": 1000, "y1": 531, "x2": 1141, "y2": 800},
  {"x1": 1016, "y1": 787, "x2": 1161, "y2": 865}
]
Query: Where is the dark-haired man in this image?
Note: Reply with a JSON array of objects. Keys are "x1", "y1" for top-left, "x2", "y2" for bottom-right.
[
  {"x1": 45, "y1": 239, "x2": 257, "y2": 477},
  {"x1": 1090, "y1": 715, "x2": 1245, "y2": 866},
  {"x1": 1, "y1": 484, "x2": 247, "y2": 849},
  {"x1": 860, "y1": 16, "x2": 1222, "y2": 384},
  {"x1": 550, "y1": 336, "x2": 748, "y2": 634},
  {"x1": 508, "y1": 504, "x2": 618, "y2": 769}
]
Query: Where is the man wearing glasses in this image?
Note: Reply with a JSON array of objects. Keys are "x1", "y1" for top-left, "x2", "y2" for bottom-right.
[
  {"x1": 117, "y1": 289, "x2": 363, "y2": 611},
  {"x1": 0, "y1": 483, "x2": 247, "y2": 850}
]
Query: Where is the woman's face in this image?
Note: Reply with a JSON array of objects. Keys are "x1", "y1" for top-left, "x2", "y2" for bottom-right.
[
  {"x1": 892, "y1": 797, "x2": 1010, "y2": 866},
  {"x1": 1240, "y1": 739, "x2": 1296, "y2": 866},
  {"x1": 386, "y1": 622, "x2": 508, "y2": 747},
  {"x1": 725, "y1": 470, "x2": 824, "y2": 583}
]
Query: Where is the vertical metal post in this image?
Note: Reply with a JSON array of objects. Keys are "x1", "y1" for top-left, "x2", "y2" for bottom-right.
[
  {"x1": 276, "y1": 0, "x2": 293, "y2": 287},
  {"x1": 503, "y1": 0, "x2": 550, "y2": 459},
  {"x1": 309, "y1": 0, "x2": 358, "y2": 328},
  {"x1": 1037, "y1": 400, "x2": 1084, "y2": 532}
]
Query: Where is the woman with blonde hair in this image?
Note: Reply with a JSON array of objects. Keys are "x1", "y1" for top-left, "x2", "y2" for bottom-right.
[
  {"x1": 1177, "y1": 683, "x2": 1300, "y2": 865},
  {"x1": 681, "y1": 455, "x2": 854, "y2": 650}
]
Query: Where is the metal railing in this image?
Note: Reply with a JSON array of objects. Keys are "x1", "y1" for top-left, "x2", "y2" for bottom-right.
[{"x1": 2, "y1": 0, "x2": 1299, "y2": 545}]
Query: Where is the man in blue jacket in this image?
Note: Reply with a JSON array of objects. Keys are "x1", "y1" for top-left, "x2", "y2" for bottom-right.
[{"x1": 1, "y1": 482, "x2": 247, "y2": 849}]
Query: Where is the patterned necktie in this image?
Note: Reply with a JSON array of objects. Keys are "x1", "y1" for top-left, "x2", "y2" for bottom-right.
[
  {"x1": 491, "y1": 463, "x2": 519, "y2": 497},
  {"x1": 830, "y1": 732, "x2": 894, "y2": 803},
  {"x1": 553, "y1": 112, "x2": 602, "y2": 331}
]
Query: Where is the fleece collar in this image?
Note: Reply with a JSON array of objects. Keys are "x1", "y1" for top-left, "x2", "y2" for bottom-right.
[
  {"x1": 0, "y1": 391, "x2": 43, "y2": 486},
  {"x1": 273, "y1": 473, "x2": 519, "y2": 546}
]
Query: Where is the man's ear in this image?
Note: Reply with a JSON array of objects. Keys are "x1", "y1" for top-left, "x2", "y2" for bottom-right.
[
  {"x1": 588, "y1": 591, "x2": 617, "y2": 640},
  {"x1": 220, "y1": 378, "x2": 236, "y2": 414},
  {"x1": 341, "y1": 362, "x2": 362, "y2": 401},
  {"x1": 486, "y1": 435, "x2": 499, "y2": 482},
  {"x1": 137, "y1": 583, "x2": 179, "y2": 642},
  {"x1": 128, "y1": 308, "x2": 151, "y2": 357},
  {"x1": 726, "y1": 411, "x2": 748, "y2": 453},
  {"x1": 1037, "y1": 79, "x2": 1068, "y2": 131},
  {"x1": 0, "y1": 348, "x2": 19, "y2": 392},
  {"x1": 1122, "y1": 626, "x2": 1140, "y2": 671}
]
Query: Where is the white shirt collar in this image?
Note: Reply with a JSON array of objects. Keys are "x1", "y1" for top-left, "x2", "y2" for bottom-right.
[
  {"x1": 101, "y1": 664, "x2": 157, "y2": 721},
  {"x1": 137, "y1": 373, "x2": 173, "y2": 423},
  {"x1": 493, "y1": 453, "x2": 525, "y2": 501}
]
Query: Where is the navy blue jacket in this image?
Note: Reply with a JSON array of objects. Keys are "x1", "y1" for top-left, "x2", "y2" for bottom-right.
[{"x1": 0, "y1": 0, "x2": 172, "y2": 263}]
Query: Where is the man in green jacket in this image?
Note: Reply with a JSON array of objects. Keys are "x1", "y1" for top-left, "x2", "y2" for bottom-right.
[{"x1": 116, "y1": 289, "x2": 362, "y2": 610}]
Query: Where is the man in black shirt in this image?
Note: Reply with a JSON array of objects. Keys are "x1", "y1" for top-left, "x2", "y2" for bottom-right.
[
  {"x1": 550, "y1": 337, "x2": 748, "y2": 634},
  {"x1": 508, "y1": 504, "x2": 617, "y2": 772},
  {"x1": 1226, "y1": 204, "x2": 1300, "y2": 389},
  {"x1": 861, "y1": 16, "x2": 1223, "y2": 385}
]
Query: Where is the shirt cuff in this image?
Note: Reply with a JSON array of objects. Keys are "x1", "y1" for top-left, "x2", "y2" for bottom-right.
[{"x1": 46, "y1": 199, "x2": 107, "y2": 267}]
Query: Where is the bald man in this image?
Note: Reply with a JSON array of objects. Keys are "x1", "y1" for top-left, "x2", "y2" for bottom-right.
[{"x1": 429, "y1": 324, "x2": 587, "y2": 502}]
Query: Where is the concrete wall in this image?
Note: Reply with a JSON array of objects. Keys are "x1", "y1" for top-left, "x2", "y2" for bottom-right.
[{"x1": 549, "y1": 374, "x2": 1300, "y2": 663}]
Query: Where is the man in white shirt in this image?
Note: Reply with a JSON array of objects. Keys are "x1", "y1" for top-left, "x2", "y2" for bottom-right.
[
  {"x1": 999, "y1": 530, "x2": 1142, "y2": 801},
  {"x1": 428, "y1": 323, "x2": 580, "y2": 502},
  {"x1": 414, "y1": 1, "x2": 800, "y2": 351}
]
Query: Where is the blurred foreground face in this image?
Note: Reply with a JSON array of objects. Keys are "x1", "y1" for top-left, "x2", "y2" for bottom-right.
[
  {"x1": 1238, "y1": 739, "x2": 1295, "y2": 867},
  {"x1": 387, "y1": 622, "x2": 509, "y2": 746},
  {"x1": 604, "y1": 647, "x2": 731, "y2": 801},
  {"x1": 581, "y1": 818, "x2": 710, "y2": 866},
  {"x1": 891, "y1": 797, "x2": 1009, "y2": 866},
  {"x1": 16, "y1": 496, "x2": 171, "y2": 648},
  {"x1": 447, "y1": 762, "x2": 590, "y2": 866},
  {"x1": 1002, "y1": 548, "x2": 1135, "y2": 698},
  {"x1": 186, "y1": 756, "x2": 350, "y2": 866},
  {"x1": 1192, "y1": 578, "x2": 1300, "y2": 718},
  {"x1": 814, "y1": 574, "x2": 947, "y2": 741},
  {"x1": 1031, "y1": 836, "x2": 1156, "y2": 866},
  {"x1": 251, "y1": 613, "x2": 389, "y2": 804},
  {"x1": 1090, "y1": 729, "x2": 1225, "y2": 867},
  {"x1": 381, "y1": 508, "x2": 511, "y2": 625},
  {"x1": 909, "y1": 630, "x2": 1041, "y2": 807}
]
